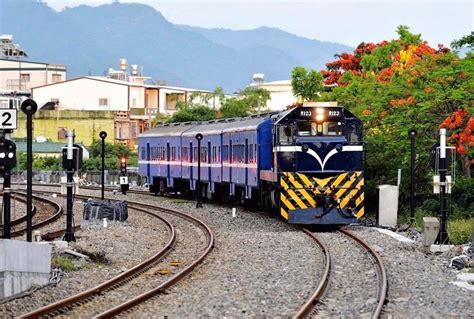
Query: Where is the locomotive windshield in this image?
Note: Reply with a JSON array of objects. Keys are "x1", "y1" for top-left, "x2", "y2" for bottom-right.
[{"x1": 296, "y1": 120, "x2": 342, "y2": 136}]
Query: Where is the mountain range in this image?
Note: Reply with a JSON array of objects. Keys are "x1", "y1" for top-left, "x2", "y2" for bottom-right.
[{"x1": 0, "y1": 0, "x2": 352, "y2": 92}]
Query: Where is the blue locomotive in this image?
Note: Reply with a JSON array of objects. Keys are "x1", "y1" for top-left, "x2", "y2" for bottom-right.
[{"x1": 138, "y1": 102, "x2": 364, "y2": 225}]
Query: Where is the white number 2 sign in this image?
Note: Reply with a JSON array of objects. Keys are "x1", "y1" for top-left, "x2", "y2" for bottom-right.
[{"x1": 0, "y1": 109, "x2": 17, "y2": 129}]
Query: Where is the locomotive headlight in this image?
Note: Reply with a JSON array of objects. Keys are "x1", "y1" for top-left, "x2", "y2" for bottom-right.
[{"x1": 315, "y1": 108, "x2": 325, "y2": 122}]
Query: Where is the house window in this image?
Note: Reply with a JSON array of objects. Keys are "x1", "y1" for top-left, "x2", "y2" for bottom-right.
[
  {"x1": 52, "y1": 74, "x2": 62, "y2": 83},
  {"x1": 99, "y1": 98, "x2": 108, "y2": 106},
  {"x1": 20, "y1": 74, "x2": 30, "y2": 82}
]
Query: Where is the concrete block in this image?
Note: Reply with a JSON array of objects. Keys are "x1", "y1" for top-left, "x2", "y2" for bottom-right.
[
  {"x1": 378, "y1": 185, "x2": 399, "y2": 226},
  {"x1": 374, "y1": 228, "x2": 415, "y2": 244},
  {"x1": 430, "y1": 244, "x2": 455, "y2": 253},
  {"x1": 0, "y1": 239, "x2": 52, "y2": 299},
  {"x1": 423, "y1": 217, "x2": 439, "y2": 247}
]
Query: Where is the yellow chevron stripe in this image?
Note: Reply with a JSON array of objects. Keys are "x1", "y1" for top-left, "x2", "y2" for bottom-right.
[
  {"x1": 335, "y1": 174, "x2": 357, "y2": 199},
  {"x1": 340, "y1": 177, "x2": 364, "y2": 208},
  {"x1": 287, "y1": 188, "x2": 307, "y2": 209},
  {"x1": 313, "y1": 176, "x2": 332, "y2": 188},
  {"x1": 355, "y1": 193, "x2": 364, "y2": 207},
  {"x1": 280, "y1": 176, "x2": 290, "y2": 190},
  {"x1": 356, "y1": 207, "x2": 364, "y2": 218},
  {"x1": 280, "y1": 207, "x2": 289, "y2": 220},
  {"x1": 280, "y1": 193, "x2": 295, "y2": 210},
  {"x1": 326, "y1": 172, "x2": 348, "y2": 194},
  {"x1": 297, "y1": 173, "x2": 313, "y2": 188},
  {"x1": 286, "y1": 174, "x2": 317, "y2": 207}
]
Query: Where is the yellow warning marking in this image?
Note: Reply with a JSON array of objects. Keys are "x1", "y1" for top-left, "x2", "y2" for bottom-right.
[
  {"x1": 280, "y1": 207, "x2": 289, "y2": 220},
  {"x1": 297, "y1": 173, "x2": 314, "y2": 188},
  {"x1": 286, "y1": 174, "x2": 317, "y2": 207},
  {"x1": 356, "y1": 207, "x2": 364, "y2": 218},
  {"x1": 340, "y1": 178, "x2": 364, "y2": 208},
  {"x1": 313, "y1": 176, "x2": 332, "y2": 188},
  {"x1": 280, "y1": 193, "x2": 295, "y2": 210},
  {"x1": 155, "y1": 269, "x2": 172, "y2": 275},
  {"x1": 170, "y1": 260, "x2": 182, "y2": 267},
  {"x1": 327, "y1": 173, "x2": 348, "y2": 194},
  {"x1": 355, "y1": 193, "x2": 364, "y2": 207},
  {"x1": 288, "y1": 189, "x2": 307, "y2": 209},
  {"x1": 336, "y1": 174, "x2": 357, "y2": 199}
]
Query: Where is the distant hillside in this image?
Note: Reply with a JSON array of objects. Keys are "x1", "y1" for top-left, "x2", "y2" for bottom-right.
[{"x1": 0, "y1": 0, "x2": 352, "y2": 92}]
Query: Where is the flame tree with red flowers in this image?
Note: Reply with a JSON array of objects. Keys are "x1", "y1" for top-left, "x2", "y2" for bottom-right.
[{"x1": 292, "y1": 26, "x2": 473, "y2": 216}]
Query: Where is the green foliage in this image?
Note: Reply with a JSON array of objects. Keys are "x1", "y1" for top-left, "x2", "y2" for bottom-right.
[
  {"x1": 396, "y1": 25, "x2": 422, "y2": 46},
  {"x1": 421, "y1": 198, "x2": 440, "y2": 213},
  {"x1": 320, "y1": 30, "x2": 474, "y2": 211},
  {"x1": 451, "y1": 177, "x2": 474, "y2": 211},
  {"x1": 219, "y1": 98, "x2": 250, "y2": 118},
  {"x1": 167, "y1": 104, "x2": 216, "y2": 123},
  {"x1": 451, "y1": 32, "x2": 474, "y2": 50},
  {"x1": 448, "y1": 219, "x2": 474, "y2": 244},
  {"x1": 15, "y1": 152, "x2": 27, "y2": 171},
  {"x1": 291, "y1": 66, "x2": 323, "y2": 101},
  {"x1": 52, "y1": 256, "x2": 77, "y2": 271}
]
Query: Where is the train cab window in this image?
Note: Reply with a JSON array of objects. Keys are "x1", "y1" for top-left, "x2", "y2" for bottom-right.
[
  {"x1": 279, "y1": 125, "x2": 293, "y2": 144},
  {"x1": 323, "y1": 122, "x2": 342, "y2": 136},
  {"x1": 297, "y1": 121, "x2": 312, "y2": 136},
  {"x1": 346, "y1": 123, "x2": 360, "y2": 144},
  {"x1": 141, "y1": 147, "x2": 146, "y2": 160}
]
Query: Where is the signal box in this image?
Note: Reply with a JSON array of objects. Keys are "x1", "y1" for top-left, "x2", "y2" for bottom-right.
[{"x1": 62, "y1": 144, "x2": 83, "y2": 171}]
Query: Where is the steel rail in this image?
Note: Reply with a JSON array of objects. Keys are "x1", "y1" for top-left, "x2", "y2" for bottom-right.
[
  {"x1": 11, "y1": 193, "x2": 63, "y2": 237},
  {"x1": 17, "y1": 204, "x2": 177, "y2": 319},
  {"x1": 0, "y1": 192, "x2": 32, "y2": 229},
  {"x1": 93, "y1": 202, "x2": 215, "y2": 318},
  {"x1": 293, "y1": 228, "x2": 331, "y2": 319},
  {"x1": 340, "y1": 228, "x2": 387, "y2": 318},
  {"x1": 294, "y1": 228, "x2": 332, "y2": 319}
]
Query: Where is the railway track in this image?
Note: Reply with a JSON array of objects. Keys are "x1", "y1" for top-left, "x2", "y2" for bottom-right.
[
  {"x1": 0, "y1": 191, "x2": 63, "y2": 238},
  {"x1": 17, "y1": 192, "x2": 215, "y2": 318},
  {"x1": 297, "y1": 228, "x2": 387, "y2": 318}
]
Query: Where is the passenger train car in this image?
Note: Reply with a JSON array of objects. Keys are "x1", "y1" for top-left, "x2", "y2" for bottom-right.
[{"x1": 138, "y1": 102, "x2": 364, "y2": 225}]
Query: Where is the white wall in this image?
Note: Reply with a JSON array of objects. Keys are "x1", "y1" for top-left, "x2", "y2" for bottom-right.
[
  {"x1": 0, "y1": 59, "x2": 66, "y2": 92},
  {"x1": 32, "y1": 78, "x2": 129, "y2": 111}
]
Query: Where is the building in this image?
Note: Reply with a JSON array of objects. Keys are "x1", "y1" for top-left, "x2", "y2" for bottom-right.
[
  {"x1": 0, "y1": 35, "x2": 66, "y2": 97},
  {"x1": 249, "y1": 79, "x2": 297, "y2": 111},
  {"x1": 15, "y1": 141, "x2": 90, "y2": 159},
  {"x1": 30, "y1": 60, "x2": 219, "y2": 146}
]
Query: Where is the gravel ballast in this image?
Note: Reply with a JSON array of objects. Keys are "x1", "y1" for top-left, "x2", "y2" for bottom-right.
[{"x1": 2, "y1": 185, "x2": 472, "y2": 318}]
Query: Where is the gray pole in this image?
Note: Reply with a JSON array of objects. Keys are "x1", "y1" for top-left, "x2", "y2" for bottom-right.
[
  {"x1": 99, "y1": 131, "x2": 107, "y2": 200},
  {"x1": 21, "y1": 99, "x2": 38, "y2": 242},
  {"x1": 409, "y1": 129, "x2": 417, "y2": 224}
]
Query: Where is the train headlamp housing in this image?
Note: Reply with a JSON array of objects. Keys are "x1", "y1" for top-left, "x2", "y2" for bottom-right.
[{"x1": 315, "y1": 108, "x2": 325, "y2": 122}]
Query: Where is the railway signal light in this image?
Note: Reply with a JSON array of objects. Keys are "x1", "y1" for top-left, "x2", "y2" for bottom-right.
[
  {"x1": 120, "y1": 156, "x2": 127, "y2": 174},
  {"x1": 0, "y1": 138, "x2": 16, "y2": 174}
]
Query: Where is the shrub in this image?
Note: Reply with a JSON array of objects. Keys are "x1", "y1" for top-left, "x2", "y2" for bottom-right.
[
  {"x1": 448, "y1": 219, "x2": 474, "y2": 244},
  {"x1": 51, "y1": 256, "x2": 77, "y2": 271},
  {"x1": 451, "y1": 177, "x2": 474, "y2": 212}
]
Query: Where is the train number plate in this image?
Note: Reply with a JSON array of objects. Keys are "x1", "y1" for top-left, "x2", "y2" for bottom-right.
[{"x1": 0, "y1": 109, "x2": 17, "y2": 129}]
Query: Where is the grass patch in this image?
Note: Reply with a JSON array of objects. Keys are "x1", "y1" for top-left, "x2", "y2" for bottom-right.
[
  {"x1": 448, "y1": 219, "x2": 474, "y2": 245},
  {"x1": 170, "y1": 198, "x2": 193, "y2": 204},
  {"x1": 51, "y1": 256, "x2": 77, "y2": 272}
]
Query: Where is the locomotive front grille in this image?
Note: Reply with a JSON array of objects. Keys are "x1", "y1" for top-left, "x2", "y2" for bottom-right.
[{"x1": 279, "y1": 171, "x2": 364, "y2": 223}]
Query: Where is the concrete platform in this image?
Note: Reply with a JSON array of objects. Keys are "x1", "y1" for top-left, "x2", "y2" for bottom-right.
[
  {"x1": 374, "y1": 228, "x2": 416, "y2": 244},
  {"x1": 0, "y1": 239, "x2": 52, "y2": 299}
]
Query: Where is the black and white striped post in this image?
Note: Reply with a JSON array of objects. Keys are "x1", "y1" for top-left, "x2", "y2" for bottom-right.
[
  {"x1": 99, "y1": 131, "x2": 107, "y2": 200},
  {"x1": 436, "y1": 128, "x2": 449, "y2": 244}
]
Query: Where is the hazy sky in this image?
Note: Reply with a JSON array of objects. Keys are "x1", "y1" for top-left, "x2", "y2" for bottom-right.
[{"x1": 44, "y1": 0, "x2": 473, "y2": 47}]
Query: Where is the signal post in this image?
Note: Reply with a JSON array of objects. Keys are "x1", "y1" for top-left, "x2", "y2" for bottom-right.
[{"x1": 120, "y1": 156, "x2": 129, "y2": 195}]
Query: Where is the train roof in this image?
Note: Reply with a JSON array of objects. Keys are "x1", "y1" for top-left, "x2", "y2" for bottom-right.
[{"x1": 139, "y1": 122, "x2": 197, "y2": 137}]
